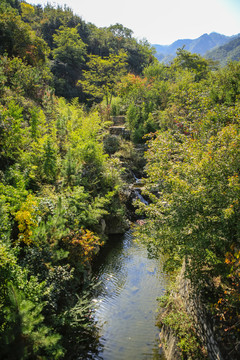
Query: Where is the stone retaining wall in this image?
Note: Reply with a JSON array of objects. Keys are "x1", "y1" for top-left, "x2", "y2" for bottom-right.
[
  {"x1": 160, "y1": 324, "x2": 181, "y2": 360},
  {"x1": 160, "y1": 261, "x2": 225, "y2": 360},
  {"x1": 178, "y1": 263, "x2": 224, "y2": 360}
]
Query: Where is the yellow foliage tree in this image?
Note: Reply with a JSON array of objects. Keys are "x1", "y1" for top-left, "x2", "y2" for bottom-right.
[
  {"x1": 15, "y1": 194, "x2": 39, "y2": 245},
  {"x1": 62, "y1": 228, "x2": 103, "y2": 268}
]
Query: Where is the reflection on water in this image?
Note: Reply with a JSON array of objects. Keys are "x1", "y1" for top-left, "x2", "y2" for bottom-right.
[{"x1": 89, "y1": 230, "x2": 167, "y2": 360}]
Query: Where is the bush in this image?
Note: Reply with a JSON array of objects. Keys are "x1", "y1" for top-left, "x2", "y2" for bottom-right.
[{"x1": 103, "y1": 134, "x2": 120, "y2": 155}]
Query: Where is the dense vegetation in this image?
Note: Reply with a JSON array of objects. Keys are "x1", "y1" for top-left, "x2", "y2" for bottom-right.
[
  {"x1": 0, "y1": 0, "x2": 155, "y2": 358},
  {"x1": 0, "y1": 0, "x2": 239, "y2": 359}
]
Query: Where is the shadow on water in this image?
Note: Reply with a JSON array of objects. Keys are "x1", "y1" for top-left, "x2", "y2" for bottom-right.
[{"x1": 85, "y1": 230, "x2": 168, "y2": 360}]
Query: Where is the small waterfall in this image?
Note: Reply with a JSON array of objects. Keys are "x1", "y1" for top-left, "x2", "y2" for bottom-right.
[
  {"x1": 132, "y1": 173, "x2": 149, "y2": 206},
  {"x1": 134, "y1": 188, "x2": 148, "y2": 205},
  {"x1": 132, "y1": 172, "x2": 142, "y2": 184}
]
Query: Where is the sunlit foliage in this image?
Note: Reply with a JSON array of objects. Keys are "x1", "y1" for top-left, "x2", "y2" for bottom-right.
[{"x1": 1, "y1": 0, "x2": 240, "y2": 357}]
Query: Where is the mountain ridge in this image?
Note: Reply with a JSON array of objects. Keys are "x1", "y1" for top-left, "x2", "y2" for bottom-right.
[{"x1": 153, "y1": 32, "x2": 240, "y2": 63}]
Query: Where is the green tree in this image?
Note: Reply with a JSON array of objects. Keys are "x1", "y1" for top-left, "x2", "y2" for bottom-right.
[
  {"x1": 172, "y1": 47, "x2": 215, "y2": 81},
  {"x1": 107, "y1": 24, "x2": 155, "y2": 74},
  {"x1": 209, "y1": 61, "x2": 240, "y2": 105},
  {"x1": 42, "y1": 138, "x2": 58, "y2": 183},
  {"x1": 52, "y1": 26, "x2": 87, "y2": 68},
  {"x1": 137, "y1": 122, "x2": 240, "y2": 285},
  {"x1": 0, "y1": 239, "x2": 64, "y2": 359},
  {"x1": 0, "y1": 0, "x2": 21, "y2": 14},
  {"x1": 1, "y1": 284, "x2": 63, "y2": 360},
  {"x1": 0, "y1": 55, "x2": 52, "y2": 101},
  {"x1": 126, "y1": 38, "x2": 156, "y2": 75},
  {"x1": 20, "y1": 2, "x2": 35, "y2": 23},
  {"x1": 88, "y1": 25, "x2": 113, "y2": 57},
  {"x1": 109, "y1": 23, "x2": 133, "y2": 39},
  {"x1": 39, "y1": 4, "x2": 90, "y2": 49},
  {"x1": 79, "y1": 51, "x2": 127, "y2": 105},
  {"x1": 51, "y1": 26, "x2": 87, "y2": 99},
  {"x1": 0, "y1": 7, "x2": 49, "y2": 65},
  {"x1": 0, "y1": 100, "x2": 28, "y2": 164}
]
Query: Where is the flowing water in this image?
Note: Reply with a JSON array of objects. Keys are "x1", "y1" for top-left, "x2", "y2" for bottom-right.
[{"x1": 89, "y1": 229, "x2": 168, "y2": 360}]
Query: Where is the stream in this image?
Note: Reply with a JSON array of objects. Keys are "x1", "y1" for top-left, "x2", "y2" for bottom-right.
[{"x1": 89, "y1": 228, "x2": 168, "y2": 360}]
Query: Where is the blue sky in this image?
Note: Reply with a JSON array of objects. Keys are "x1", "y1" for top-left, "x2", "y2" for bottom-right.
[{"x1": 29, "y1": 0, "x2": 240, "y2": 44}]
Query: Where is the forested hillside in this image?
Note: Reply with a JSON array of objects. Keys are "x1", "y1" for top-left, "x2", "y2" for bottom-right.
[
  {"x1": 206, "y1": 36, "x2": 240, "y2": 66},
  {"x1": 0, "y1": 0, "x2": 240, "y2": 359}
]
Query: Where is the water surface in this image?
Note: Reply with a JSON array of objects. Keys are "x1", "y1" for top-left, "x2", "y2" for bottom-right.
[{"x1": 90, "y1": 230, "x2": 168, "y2": 360}]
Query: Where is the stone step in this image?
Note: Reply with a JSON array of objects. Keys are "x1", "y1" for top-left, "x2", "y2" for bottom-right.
[
  {"x1": 111, "y1": 115, "x2": 126, "y2": 126},
  {"x1": 109, "y1": 126, "x2": 130, "y2": 138}
]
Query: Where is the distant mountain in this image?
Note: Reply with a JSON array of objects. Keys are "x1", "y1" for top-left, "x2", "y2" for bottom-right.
[
  {"x1": 205, "y1": 36, "x2": 240, "y2": 66},
  {"x1": 153, "y1": 32, "x2": 240, "y2": 63}
]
